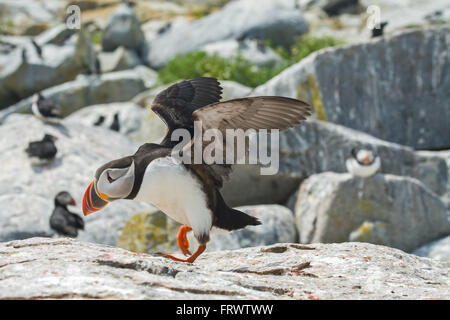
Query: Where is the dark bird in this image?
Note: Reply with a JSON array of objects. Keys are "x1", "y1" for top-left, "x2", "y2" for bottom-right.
[
  {"x1": 25, "y1": 134, "x2": 58, "y2": 162},
  {"x1": 82, "y1": 77, "x2": 311, "y2": 263},
  {"x1": 346, "y1": 147, "x2": 380, "y2": 178},
  {"x1": 371, "y1": 21, "x2": 388, "y2": 38},
  {"x1": 31, "y1": 39, "x2": 42, "y2": 58},
  {"x1": 94, "y1": 115, "x2": 106, "y2": 126},
  {"x1": 94, "y1": 56, "x2": 101, "y2": 75},
  {"x1": 109, "y1": 113, "x2": 120, "y2": 132},
  {"x1": 31, "y1": 93, "x2": 63, "y2": 123},
  {"x1": 50, "y1": 191, "x2": 84, "y2": 237}
]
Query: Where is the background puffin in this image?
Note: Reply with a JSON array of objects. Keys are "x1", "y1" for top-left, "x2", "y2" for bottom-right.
[
  {"x1": 25, "y1": 133, "x2": 58, "y2": 163},
  {"x1": 346, "y1": 147, "x2": 381, "y2": 178},
  {"x1": 371, "y1": 21, "x2": 388, "y2": 38},
  {"x1": 109, "y1": 113, "x2": 120, "y2": 132},
  {"x1": 31, "y1": 93, "x2": 63, "y2": 123},
  {"x1": 50, "y1": 191, "x2": 84, "y2": 238},
  {"x1": 82, "y1": 77, "x2": 311, "y2": 263},
  {"x1": 94, "y1": 115, "x2": 106, "y2": 126}
]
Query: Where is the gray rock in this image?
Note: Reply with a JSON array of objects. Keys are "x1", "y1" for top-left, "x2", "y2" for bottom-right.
[
  {"x1": 294, "y1": 172, "x2": 450, "y2": 252},
  {"x1": 253, "y1": 26, "x2": 450, "y2": 150},
  {"x1": 0, "y1": 237, "x2": 449, "y2": 299},
  {"x1": 413, "y1": 235, "x2": 450, "y2": 262},
  {"x1": 201, "y1": 39, "x2": 282, "y2": 66},
  {"x1": 145, "y1": 0, "x2": 308, "y2": 68},
  {"x1": 98, "y1": 46, "x2": 142, "y2": 73},
  {"x1": 0, "y1": 66, "x2": 157, "y2": 121},
  {"x1": 0, "y1": 28, "x2": 97, "y2": 109},
  {"x1": 222, "y1": 119, "x2": 448, "y2": 206},
  {"x1": 188, "y1": 205, "x2": 298, "y2": 252},
  {"x1": 0, "y1": 117, "x2": 152, "y2": 245},
  {"x1": 220, "y1": 80, "x2": 253, "y2": 100},
  {"x1": 102, "y1": 4, "x2": 145, "y2": 53},
  {"x1": 65, "y1": 102, "x2": 148, "y2": 140}
]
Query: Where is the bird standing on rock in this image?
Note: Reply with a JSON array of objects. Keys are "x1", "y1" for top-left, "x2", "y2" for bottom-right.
[
  {"x1": 31, "y1": 93, "x2": 63, "y2": 123},
  {"x1": 109, "y1": 113, "x2": 120, "y2": 132},
  {"x1": 50, "y1": 191, "x2": 84, "y2": 237},
  {"x1": 82, "y1": 77, "x2": 311, "y2": 263},
  {"x1": 25, "y1": 134, "x2": 58, "y2": 163},
  {"x1": 346, "y1": 148, "x2": 380, "y2": 178},
  {"x1": 94, "y1": 115, "x2": 106, "y2": 126}
]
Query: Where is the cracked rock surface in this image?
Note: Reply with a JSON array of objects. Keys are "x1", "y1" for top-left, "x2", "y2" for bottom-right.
[{"x1": 0, "y1": 237, "x2": 448, "y2": 299}]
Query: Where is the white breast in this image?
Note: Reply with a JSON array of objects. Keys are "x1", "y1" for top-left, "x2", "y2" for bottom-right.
[
  {"x1": 134, "y1": 156, "x2": 212, "y2": 238},
  {"x1": 346, "y1": 157, "x2": 380, "y2": 178}
]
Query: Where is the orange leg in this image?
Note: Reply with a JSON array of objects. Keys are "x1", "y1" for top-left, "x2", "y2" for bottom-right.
[
  {"x1": 177, "y1": 225, "x2": 192, "y2": 256},
  {"x1": 158, "y1": 244, "x2": 206, "y2": 263}
]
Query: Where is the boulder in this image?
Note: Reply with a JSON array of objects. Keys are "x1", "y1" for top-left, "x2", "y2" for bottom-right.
[
  {"x1": 0, "y1": 28, "x2": 97, "y2": 109},
  {"x1": 0, "y1": 66, "x2": 157, "y2": 121},
  {"x1": 253, "y1": 26, "x2": 450, "y2": 150},
  {"x1": 294, "y1": 172, "x2": 450, "y2": 252},
  {"x1": 201, "y1": 39, "x2": 282, "y2": 66},
  {"x1": 0, "y1": 117, "x2": 152, "y2": 245},
  {"x1": 413, "y1": 235, "x2": 450, "y2": 262},
  {"x1": 222, "y1": 119, "x2": 448, "y2": 206},
  {"x1": 1, "y1": 237, "x2": 449, "y2": 299},
  {"x1": 65, "y1": 102, "x2": 148, "y2": 139},
  {"x1": 101, "y1": 3, "x2": 145, "y2": 54},
  {"x1": 145, "y1": 0, "x2": 308, "y2": 68},
  {"x1": 98, "y1": 46, "x2": 142, "y2": 73}
]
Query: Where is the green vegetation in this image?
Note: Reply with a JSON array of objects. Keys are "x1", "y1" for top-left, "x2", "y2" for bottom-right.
[
  {"x1": 90, "y1": 30, "x2": 102, "y2": 45},
  {"x1": 158, "y1": 34, "x2": 344, "y2": 88}
]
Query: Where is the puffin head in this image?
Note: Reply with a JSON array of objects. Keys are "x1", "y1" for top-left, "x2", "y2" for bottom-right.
[
  {"x1": 82, "y1": 156, "x2": 135, "y2": 216},
  {"x1": 55, "y1": 191, "x2": 76, "y2": 207},
  {"x1": 351, "y1": 148, "x2": 375, "y2": 165}
]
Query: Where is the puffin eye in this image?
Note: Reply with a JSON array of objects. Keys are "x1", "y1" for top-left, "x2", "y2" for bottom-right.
[{"x1": 106, "y1": 171, "x2": 116, "y2": 183}]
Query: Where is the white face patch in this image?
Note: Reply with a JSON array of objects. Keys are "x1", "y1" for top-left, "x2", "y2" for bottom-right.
[{"x1": 97, "y1": 162, "x2": 135, "y2": 199}]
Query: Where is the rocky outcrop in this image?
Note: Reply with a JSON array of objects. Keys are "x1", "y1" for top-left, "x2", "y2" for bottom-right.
[
  {"x1": 253, "y1": 26, "x2": 450, "y2": 150},
  {"x1": 101, "y1": 3, "x2": 145, "y2": 54},
  {"x1": 222, "y1": 119, "x2": 448, "y2": 206},
  {"x1": 0, "y1": 237, "x2": 448, "y2": 299},
  {"x1": 145, "y1": 0, "x2": 308, "y2": 68},
  {"x1": 0, "y1": 27, "x2": 96, "y2": 109},
  {"x1": 413, "y1": 236, "x2": 450, "y2": 262},
  {"x1": 294, "y1": 172, "x2": 450, "y2": 252},
  {"x1": 0, "y1": 66, "x2": 157, "y2": 121},
  {"x1": 0, "y1": 117, "x2": 152, "y2": 245},
  {"x1": 98, "y1": 46, "x2": 142, "y2": 73}
]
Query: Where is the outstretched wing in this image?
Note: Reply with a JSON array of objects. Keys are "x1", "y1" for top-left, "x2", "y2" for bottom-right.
[
  {"x1": 151, "y1": 77, "x2": 223, "y2": 146},
  {"x1": 181, "y1": 96, "x2": 311, "y2": 187}
]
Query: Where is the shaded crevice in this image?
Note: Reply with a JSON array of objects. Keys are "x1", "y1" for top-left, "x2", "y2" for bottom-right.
[{"x1": 95, "y1": 259, "x2": 180, "y2": 277}]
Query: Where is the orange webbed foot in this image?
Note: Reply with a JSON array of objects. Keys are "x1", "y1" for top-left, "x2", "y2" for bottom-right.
[
  {"x1": 177, "y1": 225, "x2": 192, "y2": 256},
  {"x1": 158, "y1": 244, "x2": 206, "y2": 264}
]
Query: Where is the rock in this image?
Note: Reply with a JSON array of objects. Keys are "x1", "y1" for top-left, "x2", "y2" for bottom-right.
[
  {"x1": 145, "y1": 0, "x2": 308, "y2": 68},
  {"x1": 0, "y1": 28, "x2": 97, "y2": 109},
  {"x1": 253, "y1": 26, "x2": 450, "y2": 150},
  {"x1": 0, "y1": 66, "x2": 157, "y2": 121},
  {"x1": 1, "y1": 237, "x2": 449, "y2": 299},
  {"x1": 193, "y1": 205, "x2": 298, "y2": 252},
  {"x1": 220, "y1": 80, "x2": 253, "y2": 100},
  {"x1": 65, "y1": 102, "x2": 148, "y2": 139},
  {"x1": 0, "y1": 117, "x2": 152, "y2": 245},
  {"x1": 201, "y1": 39, "x2": 282, "y2": 66},
  {"x1": 413, "y1": 235, "x2": 450, "y2": 262},
  {"x1": 102, "y1": 3, "x2": 145, "y2": 54},
  {"x1": 294, "y1": 172, "x2": 450, "y2": 252},
  {"x1": 222, "y1": 119, "x2": 448, "y2": 206},
  {"x1": 98, "y1": 46, "x2": 142, "y2": 73},
  {"x1": 300, "y1": 0, "x2": 360, "y2": 16}
]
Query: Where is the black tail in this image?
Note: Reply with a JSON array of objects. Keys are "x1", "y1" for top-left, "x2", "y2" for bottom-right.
[{"x1": 213, "y1": 191, "x2": 261, "y2": 231}]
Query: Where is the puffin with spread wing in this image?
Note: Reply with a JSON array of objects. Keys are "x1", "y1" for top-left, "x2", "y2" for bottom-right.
[{"x1": 82, "y1": 77, "x2": 311, "y2": 263}]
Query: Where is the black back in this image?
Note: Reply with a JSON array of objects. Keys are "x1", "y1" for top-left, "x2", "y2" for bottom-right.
[
  {"x1": 94, "y1": 115, "x2": 105, "y2": 126},
  {"x1": 371, "y1": 22, "x2": 388, "y2": 38},
  {"x1": 37, "y1": 94, "x2": 62, "y2": 119}
]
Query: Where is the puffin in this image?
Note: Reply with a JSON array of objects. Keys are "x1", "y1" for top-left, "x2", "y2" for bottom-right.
[
  {"x1": 50, "y1": 191, "x2": 84, "y2": 237},
  {"x1": 25, "y1": 133, "x2": 58, "y2": 162},
  {"x1": 31, "y1": 93, "x2": 63, "y2": 123},
  {"x1": 109, "y1": 113, "x2": 120, "y2": 132},
  {"x1": 82, "y1": 77, "x2": 311, "y2": 263},
  {"x1": 94, "y1": 115, "x2": 106, "y2": 126},
  {"x1": 371, "y1": 21, "x2": 388, "y2": 38},
  {"x1": 346, "y1": 147, "x2": 380, "y2": 178}
]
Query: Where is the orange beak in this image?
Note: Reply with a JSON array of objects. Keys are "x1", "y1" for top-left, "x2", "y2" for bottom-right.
[
  {"x1": 363, "y1": 155, "x2": 370, "y2": 165},
  {"x1": 82, "y1": 180, "x2": 108, "y2": 216}
]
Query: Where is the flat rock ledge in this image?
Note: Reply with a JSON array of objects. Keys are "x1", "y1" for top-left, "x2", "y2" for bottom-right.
[{"x1": 0, "y1": 237, "x2": 448, "y2": 300}]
